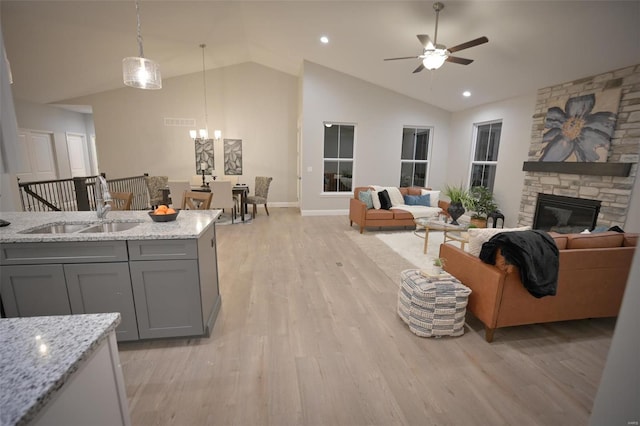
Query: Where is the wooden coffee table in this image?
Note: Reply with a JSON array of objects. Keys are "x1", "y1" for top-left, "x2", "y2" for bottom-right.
[{"x1": 414, "y1": 217, "x2": 469, "y2": 254}]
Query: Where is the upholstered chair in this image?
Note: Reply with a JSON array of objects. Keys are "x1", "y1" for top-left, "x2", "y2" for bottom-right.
[
  {"x1": 246, "y1": 176, "x2": 273, "y2": 218},
  {"x1": 144, "y1": 175, "x2": 168, "y2": 208}
]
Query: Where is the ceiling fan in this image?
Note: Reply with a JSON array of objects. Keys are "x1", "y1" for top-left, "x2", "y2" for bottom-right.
[{"x1": 384, "y1": 2, "x2": 489, "y2": 73}]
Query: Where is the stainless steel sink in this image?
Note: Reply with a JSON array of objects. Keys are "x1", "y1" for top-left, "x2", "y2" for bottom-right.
[
  {"x1": 20, "y1": 223, "x2": 93, "y2": 234},
  {"x1": 78, "y1": 222, "x2": 140, "y2": 233},
  {"x1": 20, "y1": 221, "x2": 142, "y2": 234}
]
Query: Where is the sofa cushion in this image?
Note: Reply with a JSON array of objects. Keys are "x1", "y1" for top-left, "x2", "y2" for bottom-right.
[
  {"x1": 623, "y1": 233, "x2": 638, "y2": 247},
  {"x1": 467, "y1": 226, "x2": 531, "y2": 257},
  {"x1": 566, "y1": 231, "x2": 624, "y2": 249},
  {"x1": 378, "y1": 190, "x2": 393, "y2": 210},
  {"x1": 392, "y1": 209, "x2": 414, "y2": 220},
  {"x1": 547, "y1": 232, "x2": 568, "y2": 250},
  {"x1": 420, "y1": 189, "x2": 440, "y2": 207},
  {"x1": 365, "y1": 209, "x2": 394, "y2": 220},
  {"x1": 404, "y1": 194, "x2": 430, "y2": 206},
  {"x1": 358, "y1": 190, "x2": 374, "y2": 209}
]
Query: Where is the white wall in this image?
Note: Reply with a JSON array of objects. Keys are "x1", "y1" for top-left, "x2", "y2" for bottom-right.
[
  {"x1": 450, "y1": 93, "x2": 536, "y2": 227},
  {"x1": 67, "y1": 62, "x2": 298, "y2": 205},
  {"x1": 300, "y1": 61, "x2": 451, "y2": 214},
  {"x1": 13, "y1": 100, "x2": 95, "y2": 180}
]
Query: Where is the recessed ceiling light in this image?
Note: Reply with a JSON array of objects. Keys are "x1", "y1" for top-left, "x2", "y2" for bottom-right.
[
  {"x1": 463, "y1": 91, "x2": 471, "y2": 97},
  {"x1": 320, "y1": 36, "x2": 329, "y2": 44}
]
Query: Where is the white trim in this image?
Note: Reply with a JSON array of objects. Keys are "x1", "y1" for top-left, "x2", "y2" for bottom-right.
[{"x1": 268, "y1": 201, "x2": 299, "y2": 208}]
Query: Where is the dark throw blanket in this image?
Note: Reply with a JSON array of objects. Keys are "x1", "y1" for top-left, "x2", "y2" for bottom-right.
[{"x1": 479, "y1": 230, "x2": 559, "y2": 298}]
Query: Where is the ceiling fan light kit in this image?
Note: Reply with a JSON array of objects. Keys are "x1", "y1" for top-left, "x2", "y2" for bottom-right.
[{"x1": 384, "y1": 1, "x2": 488, "y2": 73}]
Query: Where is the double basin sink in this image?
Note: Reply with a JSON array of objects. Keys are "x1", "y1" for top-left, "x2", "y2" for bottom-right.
[{"x1": 20, "y1": 221, "x2": 142, "y2": 234}]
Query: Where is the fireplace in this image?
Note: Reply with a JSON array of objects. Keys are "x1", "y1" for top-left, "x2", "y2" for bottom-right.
[{"x1": 533, "y1": 193, "x2": 601, "y2": 233}]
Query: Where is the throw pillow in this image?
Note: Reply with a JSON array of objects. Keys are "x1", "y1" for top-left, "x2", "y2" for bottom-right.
[
  {"x1": 467, "y1": 226, "x2": 532, "y2": 257},
  {"x1": 378, "y1": 189, "x2": 393, "y2": 210},
  {"x1": 371, "y1": 189, "x2": 381, "y2": 209},
  {"x1": 358, "y1": 190, "x2": 374, "y2": 209},
  {"x1": 385, "y1": 187, "x2": 405, "y2": 207},
  {"x1": 404, "y1": 194, "x2": 431, "y2": 206},
  {"x1": 420, "y1": 190, "x2": 440, "y2": 207}
]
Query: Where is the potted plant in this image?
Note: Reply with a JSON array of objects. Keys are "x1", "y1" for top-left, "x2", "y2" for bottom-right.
[
  {"x1": 433, "y1": 257, "x2": 446, "y2": 274},
  {"x1": 443, "y1": 184, "x2": 469, "y2": 225},
  {"x1": 463, "y1": 186, "x2": 498, "y2": 228}
]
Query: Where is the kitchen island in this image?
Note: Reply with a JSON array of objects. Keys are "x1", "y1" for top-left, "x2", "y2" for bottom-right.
[
  {"x1": 0, "y1": 313, "x2": 130, "y2": 426},
  {"x1": 0, "y1": 210, "x2": 222, "y2": 341}
]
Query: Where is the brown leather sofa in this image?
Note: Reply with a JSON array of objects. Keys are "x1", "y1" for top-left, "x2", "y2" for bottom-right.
[
  {"x1": 350, "y1": 186, "x2": 447, "y2": 233},
  {"x1": 440, "y1": 230, "x2": 637, "y2": 342}
]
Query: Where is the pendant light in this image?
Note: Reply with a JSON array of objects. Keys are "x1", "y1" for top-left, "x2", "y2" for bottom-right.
[
  {"x1": 190, "y1": 44, "x2": 220, "y2": 141},
  {"x1": 122, "y1": 0, "x2": 162, "y2": 90}
]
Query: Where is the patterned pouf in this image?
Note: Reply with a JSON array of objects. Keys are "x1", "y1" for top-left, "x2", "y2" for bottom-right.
[{"x1": 398, "y1": 269, "x2": 472, "y2": 337}]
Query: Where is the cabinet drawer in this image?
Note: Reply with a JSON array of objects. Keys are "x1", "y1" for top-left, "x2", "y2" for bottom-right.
[
  {"x1": 127, "y1": 240, "x2": 197, "y2": 261},
  {"x1": 0, "y1": 241, "x2": 128, "y2": 265}
]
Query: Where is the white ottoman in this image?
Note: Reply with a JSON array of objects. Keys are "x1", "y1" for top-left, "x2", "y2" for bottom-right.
[{"x1": 398, "y1": 269, "x2": 472, "y2": 337}]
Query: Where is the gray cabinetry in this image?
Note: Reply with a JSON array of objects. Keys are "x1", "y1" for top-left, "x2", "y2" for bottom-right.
[
  {"x1": 129, "y1": 259, "x2": 203, "y2": 339},
  {"x1": 1, "y1": 265, "x2": 71, "y2": 317},
  {"x1": 65, "y1": 263, "x2": 139, "y2": 341}
]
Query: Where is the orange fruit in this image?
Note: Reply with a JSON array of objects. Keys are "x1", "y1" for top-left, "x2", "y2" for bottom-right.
[
  {"x1": 157, "y1": 205, "x2": 168, "y2": 211},
  {"x1": 166, "y1": 208, "x2": 176, "y2": 214},
  {"x1": 154, "y1": 208, "x2": 167, "y2": 215}
]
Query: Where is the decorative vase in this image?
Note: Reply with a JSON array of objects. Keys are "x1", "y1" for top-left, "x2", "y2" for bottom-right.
[
  {"x1": 470, "y1": 217, "x2": 487, "y2": 228},
  {"x1": 447, "y1": 202, "x2": 465, "y2": 225}
]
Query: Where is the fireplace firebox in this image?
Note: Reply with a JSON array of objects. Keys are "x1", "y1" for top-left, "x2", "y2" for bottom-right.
[{"x1": 533, "y1": 193, "x2": 601, "y2": 233}]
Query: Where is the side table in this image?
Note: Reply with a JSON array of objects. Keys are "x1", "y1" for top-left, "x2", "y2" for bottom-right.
[{"x1": 398, "y1": 269, "x2": 472, "y2": 338}]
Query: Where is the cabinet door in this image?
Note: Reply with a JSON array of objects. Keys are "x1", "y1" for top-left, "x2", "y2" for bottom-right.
[
  {"x1": 129, "y1": 260, "x2": 203, "y2": 339},
  {"x1": 65, "y1": 263, "x2": 139, "y2": 342},
  {"x1": 0, "y1": 265, "x2": 70, "y2": 317}
]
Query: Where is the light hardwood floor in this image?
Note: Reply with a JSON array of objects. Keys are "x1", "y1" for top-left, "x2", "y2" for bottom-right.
[{"x1": 118, "y1": 208, "x2": 615, "y2": 425}]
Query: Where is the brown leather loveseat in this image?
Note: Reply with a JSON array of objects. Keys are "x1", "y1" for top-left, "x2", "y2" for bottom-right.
[
  {"x1": 349, "y1": 186, "x2": 447, "y2": 233},
  {"x1": 440, "y1": 230, "x2": 637, "y2": 342}
]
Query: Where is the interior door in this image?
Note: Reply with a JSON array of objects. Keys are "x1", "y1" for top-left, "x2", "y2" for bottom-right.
[
  {"x1": 16, "y1": 129, "x2": 57, "y2": 182},
  {"x1": 66, "y1": 132, "x2": 90, "y2": 177}
]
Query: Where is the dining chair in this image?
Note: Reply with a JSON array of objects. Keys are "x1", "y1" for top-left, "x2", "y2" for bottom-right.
[
  {"x1": 108, "y1": 191, "x2": 133, "y2": 211},
  {"x1": 167, "y1": 181, "x2": 190, "y2": 208},
  {"x1": 144, "y1": 175, "x2": 168, "y2": 208},
  {"x1": 209, "y1": 181, "x2": 236, "y2": 223},
  {"x1": 182, "y1": 191, "x2": 212, "y2": 210},
  {"x1": 246, "y1": 176, "x2": 273, "y2": 218}
]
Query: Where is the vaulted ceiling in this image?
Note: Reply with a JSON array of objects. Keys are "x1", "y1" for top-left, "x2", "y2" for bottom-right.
[{"x1": 2, "y1": 1, "x2": 639, "y2": 113}]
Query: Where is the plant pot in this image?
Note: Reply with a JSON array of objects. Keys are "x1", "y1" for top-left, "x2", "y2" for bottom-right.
[
  {"x1": 470, "y1": 217, "x2": 487, "y2": 228},
  {"x1": 447, "y1": 202, "x2": 465, "y2": 225}
]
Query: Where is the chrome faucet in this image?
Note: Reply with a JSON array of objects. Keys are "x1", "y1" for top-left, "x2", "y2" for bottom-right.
[{"x1": 95, "y1": 175, "x2": 112, "y2": 219}]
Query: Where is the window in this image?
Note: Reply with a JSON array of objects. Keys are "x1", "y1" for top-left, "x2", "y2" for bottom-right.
[
  {"x1": 400, "y1": 127, "x2": 431, "y2": 187},
  {"x1": 323, "y1": 123, "x2": 354, "y2": 192},
  {"x1": 469, "y1": 121, "x2": 501, "y2": 191}
]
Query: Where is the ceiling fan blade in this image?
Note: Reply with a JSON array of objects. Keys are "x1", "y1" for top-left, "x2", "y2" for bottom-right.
[
  {"x1": 447, "y1": 36, "x2": 489, "y2": 53},
  {"x1": 446, "y1": 56, "x2": 474, "y2": 65},
  {"x1": 417, "y1": 34, "x2": 433, "y2": 49},
  {"x1": 384, "y1": 56, "x2": 420, "y2": 61},
  {"x1": 412, "y1": 63, "x2": 425, "y2": 73}
]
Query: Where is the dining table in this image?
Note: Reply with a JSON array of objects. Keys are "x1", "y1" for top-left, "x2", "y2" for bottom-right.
[{"x1": 159, "y1": 184, "x2": 251, "y2": 222}]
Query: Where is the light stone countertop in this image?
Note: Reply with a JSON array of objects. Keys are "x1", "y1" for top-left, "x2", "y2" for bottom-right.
[
  {"x1": 0, "y1": 210, "x2": 221, "y2": 243},
  {"x1": 0, "y1": 313, "x2": 121, "y2": 426}
]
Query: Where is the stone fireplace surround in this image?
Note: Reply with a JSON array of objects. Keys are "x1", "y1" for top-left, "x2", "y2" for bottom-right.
[{"x1": 518, "y1": 64, "x2": 640, "y2": 230}]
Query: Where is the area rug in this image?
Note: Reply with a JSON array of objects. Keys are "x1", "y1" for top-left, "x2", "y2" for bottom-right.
[{"x1": 375, "y1": 230, "x2": 445, "y2": 270}]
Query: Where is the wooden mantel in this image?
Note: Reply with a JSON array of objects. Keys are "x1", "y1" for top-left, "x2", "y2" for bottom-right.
[{"x1": 522, "y1": 161, "x2": 632, "y2": 177}]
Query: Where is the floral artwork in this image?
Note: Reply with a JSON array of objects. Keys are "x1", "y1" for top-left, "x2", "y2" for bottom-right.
[
  {"x1": 224, "y1": 139, "x2": 243, "y2": 175},
  {"x1": 539, "y1": 88, "x2": 620, "y2": 162},
  {"x1": 195, "y1": 138, "x2": 214, "y2": 174}
]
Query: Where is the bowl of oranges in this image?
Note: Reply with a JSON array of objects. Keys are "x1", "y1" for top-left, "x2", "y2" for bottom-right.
[{"x1": 148, "y1": 205, "x2": 180, "y2": 222}]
